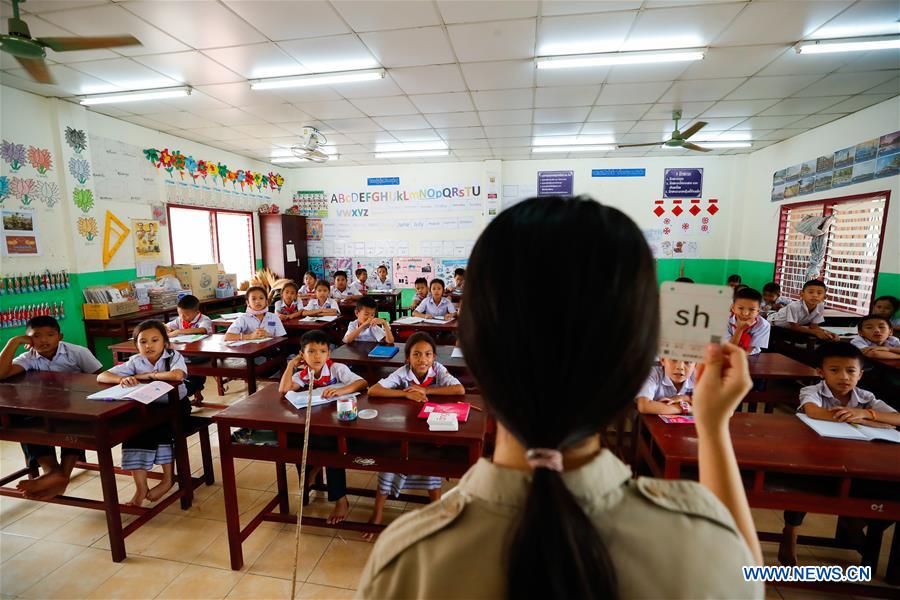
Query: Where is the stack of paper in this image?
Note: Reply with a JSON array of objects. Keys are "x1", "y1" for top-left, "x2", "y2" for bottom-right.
[
  {"x1": 427, "y1": 412, "x2": 458, "y2": 432},
  {"x1": 87, "y1": 382, "x2": 174, "y2": 404},
  {"x1": 424, "y1": 318, "x2": 451, "y2": 325}
]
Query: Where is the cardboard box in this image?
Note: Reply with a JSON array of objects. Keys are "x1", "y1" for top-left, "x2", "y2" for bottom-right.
[
  {"x1": 218, "y1": 273, "x2": 238, "y2": 291},
  {"x1": 83, "y1": 300, "x2": 140, "y2": 320},
  {"x1": 173, "y1": 264, "x2": 218, "y2": 299}
]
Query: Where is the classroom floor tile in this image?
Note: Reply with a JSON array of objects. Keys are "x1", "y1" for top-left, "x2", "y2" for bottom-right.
[
  {"x1": 154, "y1": 564, "x2": 243, "y2": 600},
  {"x1": 305, "y1": 538, "x2": 373, "y2": 589},
  {"x1": 19, "y1": 547, "x2": 124, "y2": 599},
  {"x1": 86, "y1": 556, "x2": 188, "y2": 600}
]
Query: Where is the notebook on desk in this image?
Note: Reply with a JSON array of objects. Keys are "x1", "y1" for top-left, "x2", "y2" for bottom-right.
[
  {"x1": 87, "y1": 382, "x2": 173, "y2": 404},
  {"x1": 797, "y1": 414, "x2": 900, "y2": 443},
  {"x1": 417, "y1": 402, "x2": 470, "y2": 422},
  {"x1": 367, "y1": 345, "x2": 400, "y2": 358}
]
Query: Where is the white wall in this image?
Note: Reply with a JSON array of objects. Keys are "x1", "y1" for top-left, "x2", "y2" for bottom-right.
[{"x1": 738, "y1": 97, "x2": 900, "y2": 274}]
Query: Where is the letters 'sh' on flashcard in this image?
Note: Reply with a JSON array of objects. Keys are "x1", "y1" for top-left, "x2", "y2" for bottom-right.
[{"x1": 659, "y1": 281, "x2": 732, "y2": 362}]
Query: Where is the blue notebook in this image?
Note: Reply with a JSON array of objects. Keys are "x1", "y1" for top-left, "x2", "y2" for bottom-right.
[{"x1": 368, "y1": 345, "x2": 400, "y2": 358}]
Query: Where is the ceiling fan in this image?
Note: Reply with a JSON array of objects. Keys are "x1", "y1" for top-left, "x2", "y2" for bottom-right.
[
  {"x1": 291, "y1": 127, "x2": 331, "y2": 163},
  {"x1": 619, "y1": 109, "x2": 710, "y2": 152},
  {"x1": 0, "y1": 0, "x2": 141, "y2": 84}
]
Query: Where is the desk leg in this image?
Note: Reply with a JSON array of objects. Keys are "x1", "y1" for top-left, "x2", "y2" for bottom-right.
[
  {"x1": 217, "y1": 424, "x2": 244, "y2": 570},
  {"x1": 887, "y1": 521, "x2": 899, "y2": 586},
  {"x1": 247, "y1": 359, "x2": 257, "y2": 395},
  {"x1": 172, "y1": 403, "x2": 193, "y2": 510},
  {"x1": 95, "y1": 426, "x2": 126, "y2": 562},
  {"x1": 276, "y1": 462, "x2": 290, "y2": 514},
  {"x1": 663, "y1": 458, "x2": 681, "y2": 480},
  {"x1": 85, "y1": 329, "x2": 97, "y2": 356}
]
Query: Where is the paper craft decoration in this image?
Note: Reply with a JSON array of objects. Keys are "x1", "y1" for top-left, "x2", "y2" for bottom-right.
[
  {"x1": 143, "y1": 148, "x2": 284, "y2": 192},
  {"x1": 72, "y1": 188, "x2": 94, "y2": 212},
  {"x1": 27, "y1": 146, "x2": 53, "y2": 174},
  {"x1": 102, "y1": 210, "x2": 131, "y2": 267},
  {"x1": 8, "y1": 177, "x2": 34, "y2": 205},
  {"x1": 1, "y1": 140, "x2": 26, "y2": 171},
  {"x1": 77, "y1": 216, "x2": 98, "y2": 241},
  {"x1": 65, "y1": 127, "x2": 87, "y2": 154},
  {"x1": 0, "y1": 176, "x2": 8, "y2": 203},
  {"x1": 36, "y1": 181, "x2": 59, "y2": 208}
]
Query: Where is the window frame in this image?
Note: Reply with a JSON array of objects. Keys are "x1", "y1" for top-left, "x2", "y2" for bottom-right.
[
  {"x1": 165, "y1": 203, "x2": 257, "y2": 281},
  {"x1": 772, "y1": 190, "x2": 891, "y2": 313}
]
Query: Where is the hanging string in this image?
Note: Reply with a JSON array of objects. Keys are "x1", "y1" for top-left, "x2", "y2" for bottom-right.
[{"x1": 290, "y1": 374, "x2": 316, "y2": 599}]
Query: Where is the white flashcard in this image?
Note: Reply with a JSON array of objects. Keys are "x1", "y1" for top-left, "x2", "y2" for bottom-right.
[{"x1": 659, "y1": 281, "x2": 732, "y2": 362}]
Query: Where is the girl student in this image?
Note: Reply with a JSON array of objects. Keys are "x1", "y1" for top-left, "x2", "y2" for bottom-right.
[
  {"x1": 97, "y1": 320, "x2": 189, "y2": 506},
  {"x1": 365, "y1": 332, "x2": 464, "y2": 539},
  {"x1": 412, "y1": 278, "x2": 457, "y2": 321},
  {"x1": 224, "y1": 285, "x2": 286, "y2": 341},
  {"x1": 274, "y1": 280, "x2": 303, "y2": 321},
  {"x1": 298, "y1": 271, "x2": 318, "y2": 295},
  {"x1": 303, "y1": 279, "x2": 341, "y2": 317},
  {"x1": 358, "y1": 196, "x2": 762, "y2": 599}
]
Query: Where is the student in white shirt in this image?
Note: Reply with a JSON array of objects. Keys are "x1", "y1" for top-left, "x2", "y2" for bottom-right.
[
  {"x1": 413, "y1": 278, "x2": 457, "y2": 320},
  {"x1": 366, "y1": 332, "x2": 465, "y2": 539},
  {"x1": 224, "y1": 286, "x2": 287, "y2": 341},
  {"x1": 98, "y1": 320, "x2": 189, "y2": 506},
  {"x1": 0, "y1": 316, "x2": 102, "y2": 500},
  {"x1": 727, "y1": 288, "x2": 770, "y2": 356},
  {"x1": 369, "y1": 264, "x2": 393, "y2": 291},
  {"x1": 850, "y1": 314, "x2": 900, "y2": 358},
  {"x1": 164, "y1": 294, "x2": 213, "y2": 336},
  {"x1": 274, "y1": 281, "x2": 303, "y2": 320},
  {"x1": 761, "y1": 282, "x2": 788, "y2": 314},
  {"x1": 343, "y1": 295, "x2": 394, "y2": 344},
  {"x1": 298, "y1": 271, "x2": 318, "y2": 295},
  {"x1": 446, "y1": 268, "x2": 465, "y2": 293},
  {"x1": 330, "y1": 270, "x2": 358, "y2": 300},
  {"x1": 348, "y1": 268, "x2": 369, "y2": 295},
  {"x1": 768, "y1": 279, "x2": 838, "y2": 340},
  {"x1": 635, "y1": 359, "x2": 696, "y2": 415},
  {"x1": 871, "y1": 295, "x2": 900, "y2": 336},
  {"x1": 303, "y1": 280, "x2": 341, "y2": 316},
  {"x1": 780, "y1": 342, "x2": 899, "y2": 566},
  {"x1": 278, "y1": 330, "x2": 367, "y2": 525}
]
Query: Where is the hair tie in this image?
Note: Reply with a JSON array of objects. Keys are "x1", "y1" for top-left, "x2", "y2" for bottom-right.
[{"x1": 526, "y1": 448, "x2": 563, "y2": 472}]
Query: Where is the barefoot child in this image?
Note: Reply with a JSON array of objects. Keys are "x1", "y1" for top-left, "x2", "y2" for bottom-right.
[
  {"x1": 0, "y1": 316, "x2": 102, "y2": 500},
  {"x1": 365, "y1": 332, "x2": 465, "y2": 539},
  {"x1": 97, "y1": 320, "x2": 189, "y2": 506},
  {"x1": 278, "y1": 330, "x2": 367, "y2": 524}
]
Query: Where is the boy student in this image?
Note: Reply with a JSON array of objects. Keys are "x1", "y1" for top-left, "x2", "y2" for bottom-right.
[
  {"x1": 761, "y1": 282, "x2": 788, "y2": 313},
  {"x1": 871, "y1": 295, "x2": 900, "y2": 335},
  {"x1": 330, "y1": 271, "x2": 358, "y2": 300},
  {"x1": 343, "y1": 296, "x2": 394, "y2": 344},
  {"x1": 635, "y1": 358, "x2": 696, "y2": 415},
  {"x1": 413, "y1": 278, "x2": 457, "y2": 321},
  {"x1": 278, "y1": 330, "x2": 367, "y2": 524},
  {"x1": 349, "y1": 268, "x2": 369, "y2": 295},
  {"x1": 779, "y1": 342, "x2": 899, "y2": 565},
  {"x1": 0, "y1": 316, "x2": 102, "y2": 499},
  {"x1": 164, "y1": 294, "x2": 213, "y2": 399},
  {"x1": 447, "y1": 268, "x2": 465, "y2": 293},
  {"x1": 726, "y1": 274, "x2": 742, "y2": 288},
  {"x1": 851, "y1": 314, "x2": 900, "y2": 358},
  {"x1": 370, "y1": 265, "x2": 392, "y2": 291},
  {"x1": 769, "y1": 279, "x2": 839, "y2": 341},
  {"x1": 303, "y1": 280, "x2": 340, "y2": 316},
  {"x1": 727, "y1": 287, "x2": 770, "y2": 355}
]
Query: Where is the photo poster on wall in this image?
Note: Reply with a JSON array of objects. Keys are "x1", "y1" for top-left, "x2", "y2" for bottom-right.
[
  {"x1": 353, "y1": 257, "x2": 392, "y2": 282},
  {"x1": 393, "y1": 257, "x2": 435, "y2": 287},
  {"x1": 771, "y1": 130, "x2": 900, "y2": 201},
  {"x1": 2, "y1": 207, "x2": 41, "y2": 256},
  {"x1": 308, "y1": 257, "x2": 325, "y2": 281},
  {"x1": 435, "y1": 258, "x2": 468, "y2": 284},
  {"x1": 322, "y1": 257, "x2": 352, "y2": 282}
]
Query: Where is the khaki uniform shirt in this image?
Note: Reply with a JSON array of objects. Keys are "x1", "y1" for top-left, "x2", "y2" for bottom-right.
[{"x1": 357, "y1": 451, "x2": 762, "y2": 599}]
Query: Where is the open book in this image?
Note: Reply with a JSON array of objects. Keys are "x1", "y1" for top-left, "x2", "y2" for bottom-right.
[
  {"x1": 797, "y1": 414, "x2": 900, "y2": 443},
  {"x1": 218, "y1": 312, "x2": 244, "y2": 319},
  {"x1": 225, "y1": 338, "x2": 272, "y2": 347},
  {"x1": 170, "y1": 333, "x2": 209, "y2": 343},
  {"x1": 285, "y1": 389, "x2": 359, "y2": 410},
  {"x1": 87, "y1": 382, "x2": 174, "y2": 404},
  {"x1": 393, "y1": 316, "x2": 424, "y2": 325},
  {"x1": 301, "y1": 315, "x2": 339, "y2": 322}
]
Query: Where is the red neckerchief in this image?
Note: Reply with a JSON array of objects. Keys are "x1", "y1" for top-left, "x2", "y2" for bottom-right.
[
  {"x1": 409, "y1": 366, "x2": 435, "y2": 387},
  {"x1": 359, "y1": 281, "x2": 367, "y2": 293},
  {"x1": 181, "y1": 314, "x2": 202, "y2": 329},
  {"x1": 299, "y1": 359, "x2": 335, "y2": 387},
  {"x1": 280, "y1": 301, "x2": 297, "y2": 313},
  {"x1": 737, "y1": 318, "x2": 756, "y2": 351}
]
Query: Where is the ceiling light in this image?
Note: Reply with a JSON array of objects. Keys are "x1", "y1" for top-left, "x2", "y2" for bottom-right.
[
  {"x1": 536, "y1": 48, "x2": 705, "y2": 70},
  {"x1": 796, "y1": 35, "x2": 900, "y2": 54},
  {"x1": 251, "y1": 68, "x2": 385, "y2": 90},
  {"x1": 270, "y1": 147, "x2": 336, "y2": 158},
  {"x1": 374, "y1": 141, "x2": 447, "y2": 153},
  {"x1": 79, "y1": 86, "x2": 190, "y2": 105},
  {"x1": 532, "y1": 145, "x2": 616, "y2": 153},
  {"x1": 271, "y1": 155, "x2": 340, "y2": 164},
  {"x1": 374, "y1": 150, "x2": 449, "y2": 159},
  {"x1": 533, "y1": 136, "x2": 615, "y2": 146}
]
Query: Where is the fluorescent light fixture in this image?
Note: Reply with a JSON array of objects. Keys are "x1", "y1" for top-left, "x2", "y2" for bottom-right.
[
  {"x1": 374, "y1": 150, "x2": 449, "y2": 159},
  {"x1": 796, "y1": 35, "x2": 900, "y2": 54},
  {"x1": 532, "y1": 136, "x2": 615, "y2": 146},
  {"x1": 532, "y1": 145, "x2": 616, "y2": 153},
  {"x1": 251, "y1": 68, "x2": 385, "y2": 90},
  {"x1": 80, "y1": 86, "x2": 190, "y2": 105},
  {"x1": 536, "y1": 48, "x2": 705, "y2": 70},
  {"x1": 374, "y1": 141, "x2": 447, "y2": 153}
]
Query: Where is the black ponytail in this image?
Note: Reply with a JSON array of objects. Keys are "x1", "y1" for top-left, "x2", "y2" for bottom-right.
[{"x1": 459, "y1": 196, "x2": 658, "y2": 599}]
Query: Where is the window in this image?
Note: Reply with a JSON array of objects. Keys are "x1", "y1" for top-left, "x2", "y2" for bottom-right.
[
  {"x1": 168, "y1": 205, "x2": 256, "y2": 287},
  {"x1": 773, "y1": 192, "x2": 890, "y2": 315}
]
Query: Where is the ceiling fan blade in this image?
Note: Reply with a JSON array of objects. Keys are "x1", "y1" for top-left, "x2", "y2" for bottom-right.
[
  {"x1": 15, "y1": 55, "x2": 54, "y2": 84},
  {"x1": 37, "y1": 35, "x2": 141, "y2": 52},
  {"x1": 682, "y1": 142, "x2": 711, "y2": 152},
  {"x1": 617, "y1": 142, "x2": 664, "y2": 148},
  {"x1": 680, "y1": 121, "x2": 708, "y2": 139}
]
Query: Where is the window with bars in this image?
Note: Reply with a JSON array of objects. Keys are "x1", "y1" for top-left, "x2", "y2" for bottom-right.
[
  {"x1": 773, "y1": 193, "x2": 889, "y2": 315},
  {"x1": 167, "y1": 205, "x2": 256, "y2": 287}
]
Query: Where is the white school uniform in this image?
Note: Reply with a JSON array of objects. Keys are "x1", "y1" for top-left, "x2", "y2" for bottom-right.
[
  {"x1": 414, "y1": 296, "x2": 456, "y2": 318},
  {"x1": 761, "y1": 296, "x2": 788, "y2": 313},
  {"x1": 225, "y1": 312, "x2": 287, "y2": 337},
  {"x1": 369, "y1": 276, "x2": 392, "y2": 291},
  {"x1": 298, "y1": 284, "x2": 314, "y2": 294},
  {"x1": 769, "y1": 299, "x2": 825, "y2": 327},
  {"x1": 13, "y1": 341, "x2": 102, "y2": 374},
  {"x1": 850, "y1": 335, "x2": 900, "y2": 349},
  {"x1": 377, "y1": 362, "x2": 461, "y2": 497},
  {"x1": 636, "y1": 365, "x2": 696, "y2": 401},
  {"x1": 304, "y1": 297, "x2": 341, "y2": 311},
  {"x1": 343, "y1": 319, "x2": 387, "y2": 343},
  {"x1": 108, "y1": 349, "x2": 189, "y2": 400},
  {"x1": 330, "y1": 286, "x2": 355, "y2": 300},
  {"x1": 291, "y1": 360, "x2": 363, "y2": 389},
  {"x1": 727, "y1": 315, "x2": 771, "y2": 356},
  {"x1": 348, "y1": 279, "x2": 368, "y2": 295},
  {"x1": 165, "y1": 313, "x2": 212, "y2": 334},
  {"x1": 274, "y1": 299, "x2": 302, "y2": 315},
  {"x1": 798, "y1": 381, "x2": 895, "y2": 414}
]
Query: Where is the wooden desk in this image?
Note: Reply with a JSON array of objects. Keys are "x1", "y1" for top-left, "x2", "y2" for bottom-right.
[
  {"x1": 366, "y1": 290, "x2": 402, "y2": 321},
  {"x1": 83, "y1": 295, "x2": 246, "y2": 354},
  {"x1": 330, "y1": 342, "x2": 467, "y2": 382},
  {"x1": 638, "y1": 413, "x2": 899, "y2": 589},
  {"x1": 211, "y1": 317, "x2": 335, "y2": 334},
  {"x1": 391, "y1": 318, "x2": 458, "y2": 344},
  {"x1": 0, "y1": 373, "x2": 208, "y2": 562},
  {"x1": 109, "y1": 334, "x2": 287, "y2": 395},
  {"x1": 744, "y1": 352, "x2": 819, "y2": 411},
  {"x1": 213, "y1": 387, "x2": 487, "y2": 570},
  {"x1": 749, "y1": 352, "x2": 817, "y2": 379}
]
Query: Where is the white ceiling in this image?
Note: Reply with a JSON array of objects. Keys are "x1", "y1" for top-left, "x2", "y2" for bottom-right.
[{"x1": 1, "y1": 0, "x2": 898, "y2": 166}]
